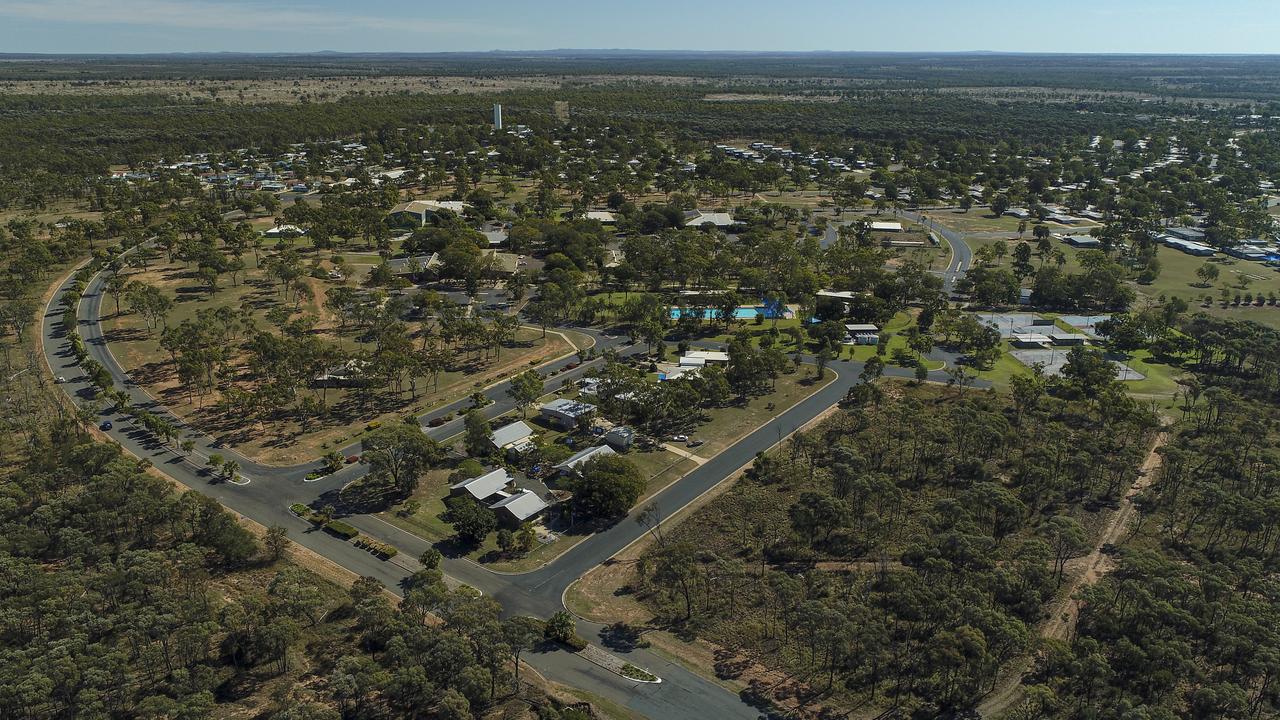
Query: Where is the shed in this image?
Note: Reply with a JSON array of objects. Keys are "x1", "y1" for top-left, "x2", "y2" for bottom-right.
[
  {"x1": 1048, "y1": 332, "x2": 1088, "y2": 346},
  {"x1": 604, "y1": 426, "x2": 636, "y2": 450}
]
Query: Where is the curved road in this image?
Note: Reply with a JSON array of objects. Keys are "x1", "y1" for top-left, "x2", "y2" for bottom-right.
[
  {"x1": 822, "y1": 209, "x2": 974, "y2": 293},
  {"x1": 43, "y1": 260, "x2": 972, "y2": 720}
]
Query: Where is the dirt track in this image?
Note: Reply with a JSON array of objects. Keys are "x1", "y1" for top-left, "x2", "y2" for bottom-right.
[{"x1": 977, "y1": 432, "x2": 1167, "y2": 718}]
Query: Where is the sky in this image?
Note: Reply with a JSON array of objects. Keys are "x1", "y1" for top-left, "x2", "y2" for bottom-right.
[{"x1": 0, "y1": 0, "x2": 1275, "y2": 55}]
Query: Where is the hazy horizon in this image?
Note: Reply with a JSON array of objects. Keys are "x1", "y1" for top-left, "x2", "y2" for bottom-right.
[{"x1": 0, "y1": 0, "x2": 1274, "y2": 55}]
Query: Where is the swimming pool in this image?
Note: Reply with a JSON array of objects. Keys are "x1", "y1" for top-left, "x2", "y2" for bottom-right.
[{"x1": 670, "y1": 306, "x2": 778, "y2": 320}]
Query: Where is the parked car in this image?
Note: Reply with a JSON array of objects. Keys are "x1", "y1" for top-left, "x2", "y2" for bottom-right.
[
  {"x1": 671, "y1": 434, "x2": 688, "y2": 442},
  {"x1": 100, "y1": 421, "x2": 113, "y2": 431},
  {"x1": 54, "y1": 376, "x2": 67, "y2": 383},
  {"x1": 427, "y1": 416, "x2": 446, "y2": 427},
  {"x1": 345, "y1": 455, "x2": 360, "y2": 464},
  {"x1": 687, "y1": 439, "x2": 705, "y2": 448}
]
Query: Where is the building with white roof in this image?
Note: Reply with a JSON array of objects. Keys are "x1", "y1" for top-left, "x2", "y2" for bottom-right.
[
  {"x1": 683, "y1": 210, "x2": 736, "y2": 228},
  {"x1": 554, "y1": 444, "x2": 616, "y2": 475},
  {"x1": 450, "y1": 468, "x2": 512, "y2": 501},
  {"x1": 489, "y1": 489, "x2": 548, "y2": 524},
  {"x1": 680, "y1": 350, "x2": 729, "y2": 364},
  {"x1": 388, "y1": 200, "x2": 470, "y2": 226},
  {"x1": 540, "y1": 398, "x2": 597, "y2": 430}
]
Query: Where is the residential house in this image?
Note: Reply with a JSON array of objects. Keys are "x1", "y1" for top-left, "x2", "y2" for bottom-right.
[
  {"x1": 449, "y1": 468, "x2": 512, "y2": 502},
  {"x1": 491, "y1": 420, "x2": 536, "y2": 457},
  {"x1": 554, "y1": 444, "x2": 616, "y2": 476},
  {"x1": 540, "y1": 398, "x2": 597, "y2": 431},
  {"x1": 489, "y1": 489, "x2": 549, "y2": 526}
]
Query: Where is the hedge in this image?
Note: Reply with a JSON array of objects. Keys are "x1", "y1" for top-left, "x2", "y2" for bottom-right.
[
  {"x1": 323, "y1": 520, "x2": 360, "y2": 540},
  {"x1": 354, "y1": 537, "x2": 399, "y2": 559}
]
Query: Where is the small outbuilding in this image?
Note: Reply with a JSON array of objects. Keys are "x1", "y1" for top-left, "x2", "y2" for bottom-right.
[{"x1": 604, "y1": 426, "x2": 636, "y2": 451}]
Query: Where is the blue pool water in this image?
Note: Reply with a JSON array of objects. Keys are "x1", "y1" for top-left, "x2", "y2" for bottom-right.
[{"x1": 670, "y1": 306, "x2": 778, "y2": 320}]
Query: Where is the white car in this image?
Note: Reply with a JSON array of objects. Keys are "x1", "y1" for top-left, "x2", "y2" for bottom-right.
[
  {"x1": 671, "y1": 434, "x2": 689, "y2": 442},
  {"x1": 54, "y1": 376, "x2": 67, "y2": 383}
]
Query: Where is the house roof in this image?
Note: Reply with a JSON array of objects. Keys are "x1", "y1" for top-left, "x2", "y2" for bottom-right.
[
  {"x1": 541, "y1": 398, "x2": 596, "y2": 418},
  {"x1": 489, "y1": 489, "x2": 548, "y2": 521},
  {"x1": 869, "y1": 221, "x2": 903, "y2": 232},
  {"x1": 391, "y1": 199, "x2": 470, "y2": 216},
  {"x1": 585, "y1": 210, "x2": 617, "y2": 223},
  {"x1": 491, "y1": 420, "x2": 534, "y2": 448},
  {"x1": 605, "y1": 426, "x2": 635, "y2": 440},
  {"x1": 554, "y1": 444, "x2": 616, "y2": 471},
  {"x1": 683, "y1": 350, "x2": 729, "y2": 362},
  {"x1": 683, "y1": 210, "x2": 735, "y2": 227},
  {"x1": 450, "y1": 469, "x2": 511, "y2": 501},
  {"x1": 386, "y1": 253, "x2": 439, "y2": 274}
]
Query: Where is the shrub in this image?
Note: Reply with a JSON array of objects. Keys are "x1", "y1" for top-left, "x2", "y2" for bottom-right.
[
  {"x1": 621, "y1": 663, "x2": 657, "y2": 682},
  {"x1": 323, "y1": 521, "x2": 360, "y2": 540}
]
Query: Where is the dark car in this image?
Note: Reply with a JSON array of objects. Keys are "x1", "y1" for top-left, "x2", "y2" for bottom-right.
[
  {"x1": 100, "y1": 420, "x2": 113, "y2": 431},
  {"x1": 345, "y1": 455, "x2": 360, "y2": 464}
]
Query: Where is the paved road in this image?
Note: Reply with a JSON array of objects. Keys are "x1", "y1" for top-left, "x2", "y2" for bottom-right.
[
  {"x1": 899, "y1": 209, "x2": 974, "y2": 294},
  {"x1": 44, "y1": 260, "x2": 973, "y2": 720},
  {"x1": 822, "y1": 211, "x2": 973, "y2": 293}
]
